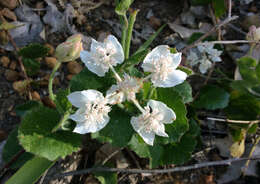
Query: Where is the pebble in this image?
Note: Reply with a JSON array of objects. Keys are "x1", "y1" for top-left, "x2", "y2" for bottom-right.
[
  {"x1": 0, "y1": 0, "x2": 18, "y2": 9},
  {"x1": 149, "y1": 16, "x2": 162, "y2": 30},
  {"x1": 45, "y1": 57, "x2": 58, "y2": 69},
  {"x1": 9, "y1": 61, "x2": 16, "y2": 70},
  {"x1": 0, "y1": 56, "x2": 10, "y2": 67},
  {"x1": 31, "y1": 91, "x2": 41, "y2": 101},
  {"x1": 66, "y1": 74, "x2": 74, "y2": 81},
  {"x1": 44, "y1": 43, "x2": 55, "y2": 56},
  {"x1": 5, "y1": 69, "x2": 19, "y2": 81},
  {"x1": 67, "y1": 61, "x2": 82, "y2": 74},
  {"x1": 42, "y1": 96, "x2": 56, "y2": 108}
]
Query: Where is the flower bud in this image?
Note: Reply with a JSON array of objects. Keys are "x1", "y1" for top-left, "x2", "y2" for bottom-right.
[
  {"x1": 247, "y1": 25, "x2": 260, "y2": 42},
  {"x1": 55, "y1": 34, "x2": 83, "y2": 62}
]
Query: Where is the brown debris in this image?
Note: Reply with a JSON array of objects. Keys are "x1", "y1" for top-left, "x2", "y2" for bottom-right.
[
  {"x1": 0, "y1": 56, "x2": 10, "y2": 67},
  {"x1": 45, "y1": 57, "x2": 58, "y2": 69},
  {"x1": 149, "y1": 16, "x2": 162, "y2": 30},
  {"x1": 44, "y1": 43, "x2": 55, "y2": 56},
  {"x1": 31, "y1": 91, "x2": 41, "y2": 101},
  {"x1": 9, "y1": 60, "x2": 17, "y2": 70},
  {"x1": 67, "y1": 61, "x2": 83, "y2": 74},
  {"x1": 5, "y1": 69, "x2": 19, "y2": 81},
  {"x1": 42, "y1": 96, "x2": 56, "y2": 108},
  {"x1": 1, "y1": 8, "x2": 17, "y2": 21},
  {"x1": 0, "y1": 0, "x2": 18, "y2": 10}
]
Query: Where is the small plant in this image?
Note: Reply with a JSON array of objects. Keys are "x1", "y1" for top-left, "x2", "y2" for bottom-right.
[{"x1": 3, "y1": 0, "x2": 260, "y2": 183}]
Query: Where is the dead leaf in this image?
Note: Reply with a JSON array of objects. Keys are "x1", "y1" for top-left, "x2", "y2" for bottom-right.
[
  {"x1": 1, "y1": 8, "x2": 17, "y2": 21},
  {"x1": 230, "y1": 139, "x2": 245, "y2": 158}
]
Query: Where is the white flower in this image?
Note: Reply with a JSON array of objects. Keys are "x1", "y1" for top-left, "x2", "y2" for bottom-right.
[
  {"x1": 141, "y1": 45, "x2": 187, "y2": 88},
  {"x1": 67, "y1": 90, "x2": 111, "y2": 134},
  {"x1": 130, "y1": 100, "x2": 176, "y2": 145},
  {"x1": 106, "y1": 74, "x2": 141, "y2": 104},
  {"x1": 198, "y1": 56, "x2": 212, "y2": 74},
  {"x1": 80, "y1": 35, "x2": 124, "y2": 77},
  {"x1": 187, "y1": 51, "x2": 199, "y2": 66}
]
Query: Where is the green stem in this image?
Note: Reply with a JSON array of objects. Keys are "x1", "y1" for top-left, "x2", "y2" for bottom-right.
[
  {"x1": 48, "y1": 61, "x2": 61, "y2": 101},
  {"x1": 125, "y1": 10, "x2": 139, "y2": 59},
  {"x1": 120, "y1": 15, "x2": 128, "y2": 52},
  {"x1": 52, "y1": 109, "x2": 71, "y2": 133}
]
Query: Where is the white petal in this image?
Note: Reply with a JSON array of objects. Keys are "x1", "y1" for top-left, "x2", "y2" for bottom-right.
[
  {"x1": 90, "y1": 38, "x2": 104, "y2": 53},
  {"x1": 138, "y1": 129, "x2": 155, "y2": 146},
  {"x1": 142, "y1": 45, "x2": 170, "y2": 69},
  {"x1": 169, "y1": 52, "x2": 182, "y2": 69},
  {"x1": 153, "y1": 122, "x2": 168, "y2": 137},
  {"x1": 67, "y1": 91, "x2": 90, "y2": 108},
  {"x1": 69, "y1": 110, "x2": 86, "y2": 123},
  {"x1": 106, "y1": 85, "x2": 124, "y2": 104},
  {"x1": 152, "y1": 69, "x2": 187, "y2": 87},
  {"x1": 73, "y1": 115, "x2": 110, "y2": 134},
  {"x1": 105, "y1": 35, "x2": 124, "y2": 65},
  {"x1": 80, "y1": 50, "x2": 108, "y2": 77},
  {"x1": 130, "y1": 116, "x2": 155, "y2": 146},
  {"x1": 199, "y1": 60, "x2": 212, "y2": 74},
  {"x1": 148, "y1": 100, "x2": 176, "y2": 124}
]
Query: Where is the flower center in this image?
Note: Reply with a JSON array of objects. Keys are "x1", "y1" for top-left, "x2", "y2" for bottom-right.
[
  {"x1": 83, "y1": 100, "x2": 111, "y2": 123},
  {"x1": 139, "y1": 106, "x2": 164, "y2": 133},
  {"x1": 152, "y1": 57, "x2": 173, "y2": 81}
]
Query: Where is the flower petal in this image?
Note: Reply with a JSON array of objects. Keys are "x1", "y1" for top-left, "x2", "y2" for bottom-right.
[
  {"x1": 130, "y1": 116, "x2": 155, "y2": 146},
  {"x1": 69, "y1": 108, "x2": 86, "y2": 122},
  {"x1": 105, "y1": 35, "x2": 124, "y2": 65},
  {"x1": 106, "y1": 84, "x2": 125, "y2": 104},
  {"x1": 80, "y1": 50, "x2": 108, "y2": 77},
  {"x1": 148, "y1": 100, "x2": 176, "y2": 124},
  {"x1": 169, "y1": 52, "x2": 182, "y2": 69},
  {"x1": 68, "y1": 90, "x2": 104, "y2": 108},
  {"x1": 153, "y1": 122, "x2": 168, "y2": 137},
  {"x1": 90, "y1": 38, "x2": 104, "y2": 53},
  {"x1": 73, "y1": 115, "x2": 110, "y2": 134},
  {"x1": 152, "y1": 69, "x2": 187, "y2": 87},
  {"x1": 142, "y1": 45, "x2": 170, "y2": 70}
]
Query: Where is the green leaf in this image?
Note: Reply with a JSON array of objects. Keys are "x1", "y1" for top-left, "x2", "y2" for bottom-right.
[
  {"x1": 225, "y1": 92, "x2": 260, "y2": 120},
  {"x1": 256, "y1": 62, "x2": 260, "y2": 81},
  {"x1": 173, "y1": 81, "x2": 193, "y2": 103},
  {"x1": 54, "y1": 88, "x2": 72, "y2": 114},
  {"x1": 70, "y1": 68, "x2": 111, "y2": 92},
  {"x1": 237, "y1": 57, "x2": 259, "y2": 84},
  {"x1": 22, "y1": 58, "x2": 41, "y2": 76},
  {"x1": 162, "y1": 134, "x2": 197, "y2": 165},
  {"x1": 98, "y1": 107, "x2": 134, "y2": 147},
  {"x1": 248, "y1": 124, "x2": 258, "y2": 134},
  {"x1": 6, "y1": 156, "x2": 54, "y2": 184},
  {"x1": 18, "y1": 106, "x2": 81, "y2": 161},
  {"x1": 177, "y1": 66, "x2": 194, "y2": 76},
  {"x1": 128, "y1": 134, "x2": 163, "y2": 168},
  {"x1": 155, "y1": 88, "x2": 189, "y2": 143},
  {"x1": 115, "y1": 0, "x2": 134, "y2": 16},
  {"x1": 3, "y1": 127, "x2": 33, "y2": 169},
  {"x1": 134, "y1": 24, "x2": 166, "y2": 55},
  {"x1": 95, "y1": 165, "x2": 117, "y2": 184},
  {"x1": 128, "y1": 134, "x2": 150, "y2": 158},
  {"x1": 0, "y1": 22, "x2": 24, "y2": 30},
  {"x1": 194, "y1": 85, "x2": 230, "y2": 110},
  {"x1": 15, "y1": 101, "x2": 41, "y2": 117},
  {"x1": 121, "y1": 49, "x2": 149, "y2": 69},
  {"x1": 212, "y1": 0, "x2": 226, "y2": 18},
  {"x1": 19, "y1": 43, "x2": 49, "y2": 59}
]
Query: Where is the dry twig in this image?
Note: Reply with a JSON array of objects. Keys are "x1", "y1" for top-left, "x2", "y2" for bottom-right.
[
  {"x1": 53, "y1": 156, "x2": 260, "y2": 178},
  {"x1": 207, "y1": 117, "x2": 260, "y2": 124}
]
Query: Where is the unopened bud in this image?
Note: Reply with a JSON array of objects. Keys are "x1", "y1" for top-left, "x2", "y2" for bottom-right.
[
  {"x1": 247, "y1": 25, "x2": 260, "y2": 42},
  {"x1": 55, "y1": 34, "x2": 83, "y2": 62}
]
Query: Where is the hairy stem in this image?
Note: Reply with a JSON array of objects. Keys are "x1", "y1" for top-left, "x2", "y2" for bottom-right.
[
  {"x1": 125, "y1": 10, "x2": 139, "y2": 59},
  {"x1": 48, "y1": 61, "x2": 61, "y2": 101}
]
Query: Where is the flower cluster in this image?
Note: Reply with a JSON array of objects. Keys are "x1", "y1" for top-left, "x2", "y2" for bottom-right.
[
  {"x1": 67, "y1": 35, "x2": 187, "y2": 145},
  {"x1": 187, "y1": 42, "x2": 222, "y2": 74}
]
